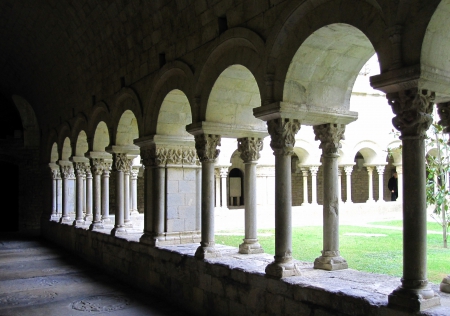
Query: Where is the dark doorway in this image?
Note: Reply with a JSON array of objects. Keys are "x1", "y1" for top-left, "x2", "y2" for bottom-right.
[{"x1": 229, "y1": 168, "x2": 244, "y2": 208}]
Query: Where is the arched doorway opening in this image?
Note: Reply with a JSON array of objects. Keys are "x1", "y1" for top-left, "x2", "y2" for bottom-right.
[{"x1": 229, "y1": 168, "x2": 244, "y2": 208}]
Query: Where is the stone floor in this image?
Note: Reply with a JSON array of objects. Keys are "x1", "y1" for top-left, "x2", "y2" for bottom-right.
[{"x1": 0, "y1": 234, "x2": 192, "y2": 316}]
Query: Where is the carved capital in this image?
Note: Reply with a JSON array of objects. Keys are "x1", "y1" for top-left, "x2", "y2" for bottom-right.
[
  {"x1": 376, "y1": 165, "x2": 385, "y2": 175},
  {"x1": 61, "y1": 165, "x2": 75, "y2": 180},
  {"x1": 309, "y1": 166, "x2": 319, "y2": 176},
  {"x1": 51, "y1": 168, "x2": 60, "y2": 180},
  {"x1": 313, "y1": 123, "x2": 345, "y2": 156},
  {"x1": 114, "y1": 153, "x2": 130, "y2": 172},
  {"x1": 195, "y1": 134, "x2": 221, "y2": 162},
  {"x1": 130, "y1": 167, "x2": 139, "y2": 179},
  {"x1": 267, "y1": 118, "x2": 300, "y2": 156},
  {"x1": 74, "y1": 162, "x2": 86, "y2": 178},
  {"x1": 387, "y1": 89, "x2": 434, "y2": 138},
  {"x1": 238, "y1": 137, "x2": 263, "y2": 163},
  {"x1": 91, "y1": 158, "x2": 104, "y2": 176},
  {"x1": 220, "y1": 167, "x2": 228, "y2": 178},
  {"x1": 344, "y1": 166, "x2": 353, "y2": 174}
]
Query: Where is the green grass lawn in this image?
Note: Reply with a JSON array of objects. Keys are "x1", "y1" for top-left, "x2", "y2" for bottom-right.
[{"x1": 215, "y1": 222, "x2": 450, "y2": 284}]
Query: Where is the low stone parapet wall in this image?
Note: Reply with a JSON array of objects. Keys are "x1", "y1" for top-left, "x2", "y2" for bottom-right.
[{"x1": 41, "y1": 220, "x2": 449, "y2": 316}]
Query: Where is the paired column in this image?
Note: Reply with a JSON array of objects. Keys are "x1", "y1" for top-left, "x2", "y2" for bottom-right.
[
  {"x1": 194, "y1": 134, "x2": 221, "y2": 259},
  {"x1": 130, "y1": 166, "x2": 139, "y2": 215},
  {"x1": 376, "y1": 165, "x2": 386, "y2": 202},
  {"x1": 84, "y1": 165, "x2": 93, "y2": 221},
  {"x1": 366, "y1": 166, "x2": 375, "y2": 203},
  {"x1": 73, "y1": 162, "x2": 86, "y2": 226},
  {"x1": 344, "y1": 165, "x2": 353, "y2": 203},
  {"x1": 215, "y1": 169, "x2": 221, "y2": 207},
  {"x1": 237, "y1": 137, "x2": 264, "y2": 254},
  {"x1": 49, "y1": 163, "x2": 60, "y2": 221},
  {"x1": 101, "y1": 162, "x2": 112, "y2": 223},
  {"x1": 387, "y1": 89, "x2": 440, "y2": 311},
  {"x1": 337, "y1": 167, "x2": 343, "y2": 204},
  {"x1": 309, "y1": 166, "x2": 319, "y2": 205},
  {"x1": 220, "y1": 167, "x2": 228, "y2": 209},
  {"x1": 89, "y1": 158, "x2": 104, "y2": 230},
  {"x1": 59, "y1": 162, "x2": 75, "y2": 224},
  {"x1": 123, "y1": 164, "x2": 132, "y2": 227},
  {"x1": 313, "y1": 123, "x2": 348, "y2": 271},
  {"x1": 265, "y1": 118, "x2": 301, "y2": 278},
  {"x1": 111, "y1": 153, "x2": 129, "y2": 236},
  {"x1": 301, "y1": 168, "x2": 309, "y2": 206}
]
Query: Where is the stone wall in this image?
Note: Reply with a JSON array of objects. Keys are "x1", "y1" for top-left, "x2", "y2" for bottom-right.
[{"x1": 41, "y1": 221, "x2": 419, "y2": 316}]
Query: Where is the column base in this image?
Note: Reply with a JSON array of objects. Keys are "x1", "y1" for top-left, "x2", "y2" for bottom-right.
[
  {"x1": 102, "y1": 217, "x2": 111, "y2": 224},
  {"x1": 88, "y1": 222, "x2": 104, "y2": 231},
  {"x1": 59, "y1": 216, "x2": 71, "y2": 224},
  {"x1": 239, "y1": 239, "x2": 264, "y2": 254},
  {"x1": 124, "y1": 220, "x2": 133, "y2": 228},
  {"x1": 73, "y1": 219, "x2": 85, "y2": 226},
  {"x1": 194, "y1": 244, "x2": 221, "y2": 259},
  {"x1": 50, "y1": 214, "x2": 59, "y2": 221},
  {"x1": 139, "y1": 233, "x2": 159, "y2": 246},
  {"x1": 84, "y1": 215, "x2": 93, "y2": 222},
  {"x1": 388, "y1": 286, "x2": 440, "y2": 312},
  {"x1": 131, "y1": 210, "x2": 139, "y2": 216},
  {"x1": 314, "y1": 251, "x2": 348, "y2": 271},
  {"x1": 440, "y1": 275, "x2": 450, "y2": 293},
  {"x1": 111, "y1": 226, "x2": 127, "y2": 236},
  {"x1": 265, "y1": 260, "x2": 301, "y2": 278}
]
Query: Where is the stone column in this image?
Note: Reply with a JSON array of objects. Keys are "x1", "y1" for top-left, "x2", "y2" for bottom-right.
[
  {"x1": 386, "y1": 89, "x2": 440, "y2": 311},
  {"x1": 220, "y1": 167, "x2": 228, "y2": 209},
  {"x1": 101, "y1": 162, "x2": 111, "y2": 223},
  {"x1": 366, "y1": 166, "x2": 375, "y2": 203},
  {"x1": 215, "y1": 169, "x2": 221, "y2": 207},
  {"x1": 265, "y1": 118, "x2": 301, "y2": 278},
  {"x1": 301, "y1": 168, "x2": 309, "y2": 206},
  {"x1": 130, "y1": 167, "x2": 139, "y2": 215},
  {"x1": 84, "y1": 163, "x2": 93, "y2": 221},
  {"x1": 344, "y1": 165, "x2": 353, "y2": 203},
  {"x1": 309, "y1": 166, "x2": 319, "y2": 205},
  {"x1": 337, "y1": 167, "x2": 343, "y2": 204},
  {"x1": 313, "y1": 123, "x2": 348, "y2": 271},
  {"x1": 59, "y1": 163, "x2": 75, "y2": 224},
  {"x1": 73, "y1": 162, "x2": 86, "y2": 226},
  {"x1": 123, "y1": 161, "x2": 133, "y2": 227},
  {"x1": 376, "y1": 165, "x2": 386, "y2": 202},
  {"x1": 238, "y1": 137, "x2": 264, "y2": 254},
  {"x1": 89, "y1": 158, "x2": 104, "y2": 230},
  {"x1": 194, "y1": 134, "x2": 221, "y2": 259},
  {"x1": 139, "y1": 148, "x2": 155, "y2": 245},
  {"x1": 111, "y1": 153, "x2": 127, "y2": 236},
  {"x1": 49, "y1": 164, "x2": 59, "y2": 220},
  {"x1": 57, "y1": 174, "x2": 62, "y2": 218}
]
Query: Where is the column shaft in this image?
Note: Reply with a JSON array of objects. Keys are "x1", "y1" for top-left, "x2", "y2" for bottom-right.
[
  {"x1": 124, "y1": 170, "x2": 131, "y2": 226},
  {"x1": 301, "y1": 169, "x2": 309, "y2": 206},
  {"x1": 74, "y1": 172, "x2": 84, "y2": 225},
  {"x1": 90, "y1": 167, "x2": 103, "y2": 230},
  {"x1": 85, "y1": 170, "x2": 93, "y2": 221},
  {"x1": 366, "y1": 167, "x2": 375, "y2": 202},
  {"x1": 220, "y1": 169, "x2": 228, "y2": 208},
  {"x1": 101, "y1": 169, "x2": 110, "y2": 222},
  {"x1": 154, "y1": 166, "x2": 165, "y2": 236}
]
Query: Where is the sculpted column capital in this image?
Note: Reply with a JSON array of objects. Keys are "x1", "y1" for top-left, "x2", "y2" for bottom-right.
[
  {"x1": 238, "y1": 137, "x2": 263, "y2": 163},
  {"x1": 51, "y1": 168, "x2": 61, "y2": 180},
  {"x1": 74, "y1": 162, "x2": 86, "y2": 178},
  {"x1": 220, "y1": 167, "x2": 229, "y2": 178},
  {"x1": 194, "y1": 134, "x2": 221, "y2": 162},
  {"x1": 130, "y1": 167, "x2": 139, "y2": 180},
  {"x1": 61, "y1": 165, "x2": 75, "y2": 180},
  {"x1": 344, "y1": 165, "x2": 354, "y2": 174},
  {"x1": 387, "y1": 88, "x2": 434, "y2": 138},
  {"x1": 313, "y1": 123, "x2": 345, "y2": 157},
  {"x1": 114, "y1": 153, "x2": 130, "y2": 172},
  {"x1": 309, "y1": 166, "x2": 319, "y2": 175},
  {"x1": 376, "y1": 165, "x2": 385, "y2": 175},
  {"x1": 267, "y1": 118, "x2": 300, "y2": 156},
  {"x1": 91, "y1": 158, "x2": 105, "y2": 176}
]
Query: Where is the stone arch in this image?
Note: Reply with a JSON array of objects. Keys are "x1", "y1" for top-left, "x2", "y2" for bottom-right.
[
  {"x1": 61, "y1": 137, "x2": 72, "y2": 161},
  {"x1": 387, "y1": 140, "x2": 402, "y2": 165},
  {"x1": 75, "y1": 130, "x2": 89, "y2": 157},
  {"x1": 57, "y1": 123, "x2": 72, "y2": 159},
  {"x1": 420, "y1": 0, "x2": 450, "y2": 102},
  {"x1": 293, "y1": 140, "x2": 320, "y2": 165},
  {"x1": 351, "y1": 141, "x2": 381, "y2": 165},
  {"x1": 145, "y1": 61, "x2": 195, "y2": 135},
  {"x1": 283, "y1": 23, "x2": 376, "y2": 111},
  {"x1": 205, "y1": 64, "x2": 265, "y2": 132},
  {"x1": 71, "y1": 113, "x2": 88, "y2": 147},
  {"x1": 111, "y1": 88, "x2": 143, "y2": 144},
  {"x1": 265, "y1": 0, "x2": 388, "y2": 103},
  {"x1": 155, "y1": 89, "x2": 193, "y2": 139},
  {"x1": 194, "y1": 28, "x2": 266, "y2": 123},
  {"x1": 92, "y1": 121, "x2": 110, "y2": 152},
  {"x1": 11, "y1": 95, "x2": 40, "y2": 147},
  {"x1": 86, "y1": 101, "x2": 112, "y2": 148},
  {"x1": 115, "y1": 110, "x2": 139, "y2": 146},
  {"x1": 50, "y1": 143, "x2": 59, "y2": 163}
]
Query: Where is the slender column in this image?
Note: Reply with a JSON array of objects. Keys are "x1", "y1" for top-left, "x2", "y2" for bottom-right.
[
  {"x1": 313, "y1": 123, "x2": 348, "y2": 271},
  {"x1": 111, "y1": 153, "x2": 127, "y2": 236},
  {"x1": 386, "y1": 89, "x2": 440, "y2": 311},
  {"x1": 238, "y1": 137, "x2": 264, "y2": 254},
  {"x1": 376, "y1": 165, "x2": 386, "y2": 202},
  {"x1": 49, "y1": 165, "x2": 59, "y2": 220},
  {"x1": 57, "y1": 174, "x2": 62, "y2": 218},
  {"x1": 265, "y1": 118, "x2": 301, "y2": 278},
  {"x1": 84, "y1": 163, "x2": 93, "y2": 221},
  {"x1": 395, "y1": 165, "x2": 403, "y2": 202},
  {"x1": 337, "y1": 167, "x2": 343, "y2": 204},
  {"x1": 301, "y1": 168, "x2": 309, "y2": 206},
  {"x1": 366, "y1": 166, "x2": 375, "y2": 203},
  {"x1": 130, "y1": 167, "x2": 139, "y2": 215},
  {"x1": 309, "y1": 166, "x2": 319, "y2": 205},
  {"x1": 220, "y1": 167, "x2": 228, "y2": 209},
  {"x1": 215, "y1": 169, "x2": 221, "y2": 207},
  {"x1": 139, "y1": 148, "x2": 155, "y2": 245},
  {"x1": 196, "y1": 166, "x2": 201, "y2": 231},
  {"x1": 344, "y1": 166, "x2": 353, "y2": 203},
  {"x1": 59, "y1": 164, "x2": 75, "y2": 223},
  {"x1": 101, "y1": 162, "x2": 111, "y2": 223},
  {"x1": 123, "y1": 159, "x2": 133, "y2": 227},
  {"x1": 73, "y1": 162, "x2": 86, "y2": 226},
  {"x1": 194, "y1": 134, "x2": 221, "y2": 259},
  {"x1": 89, "y1": 159, "x2": 104, "y2": 230}
]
